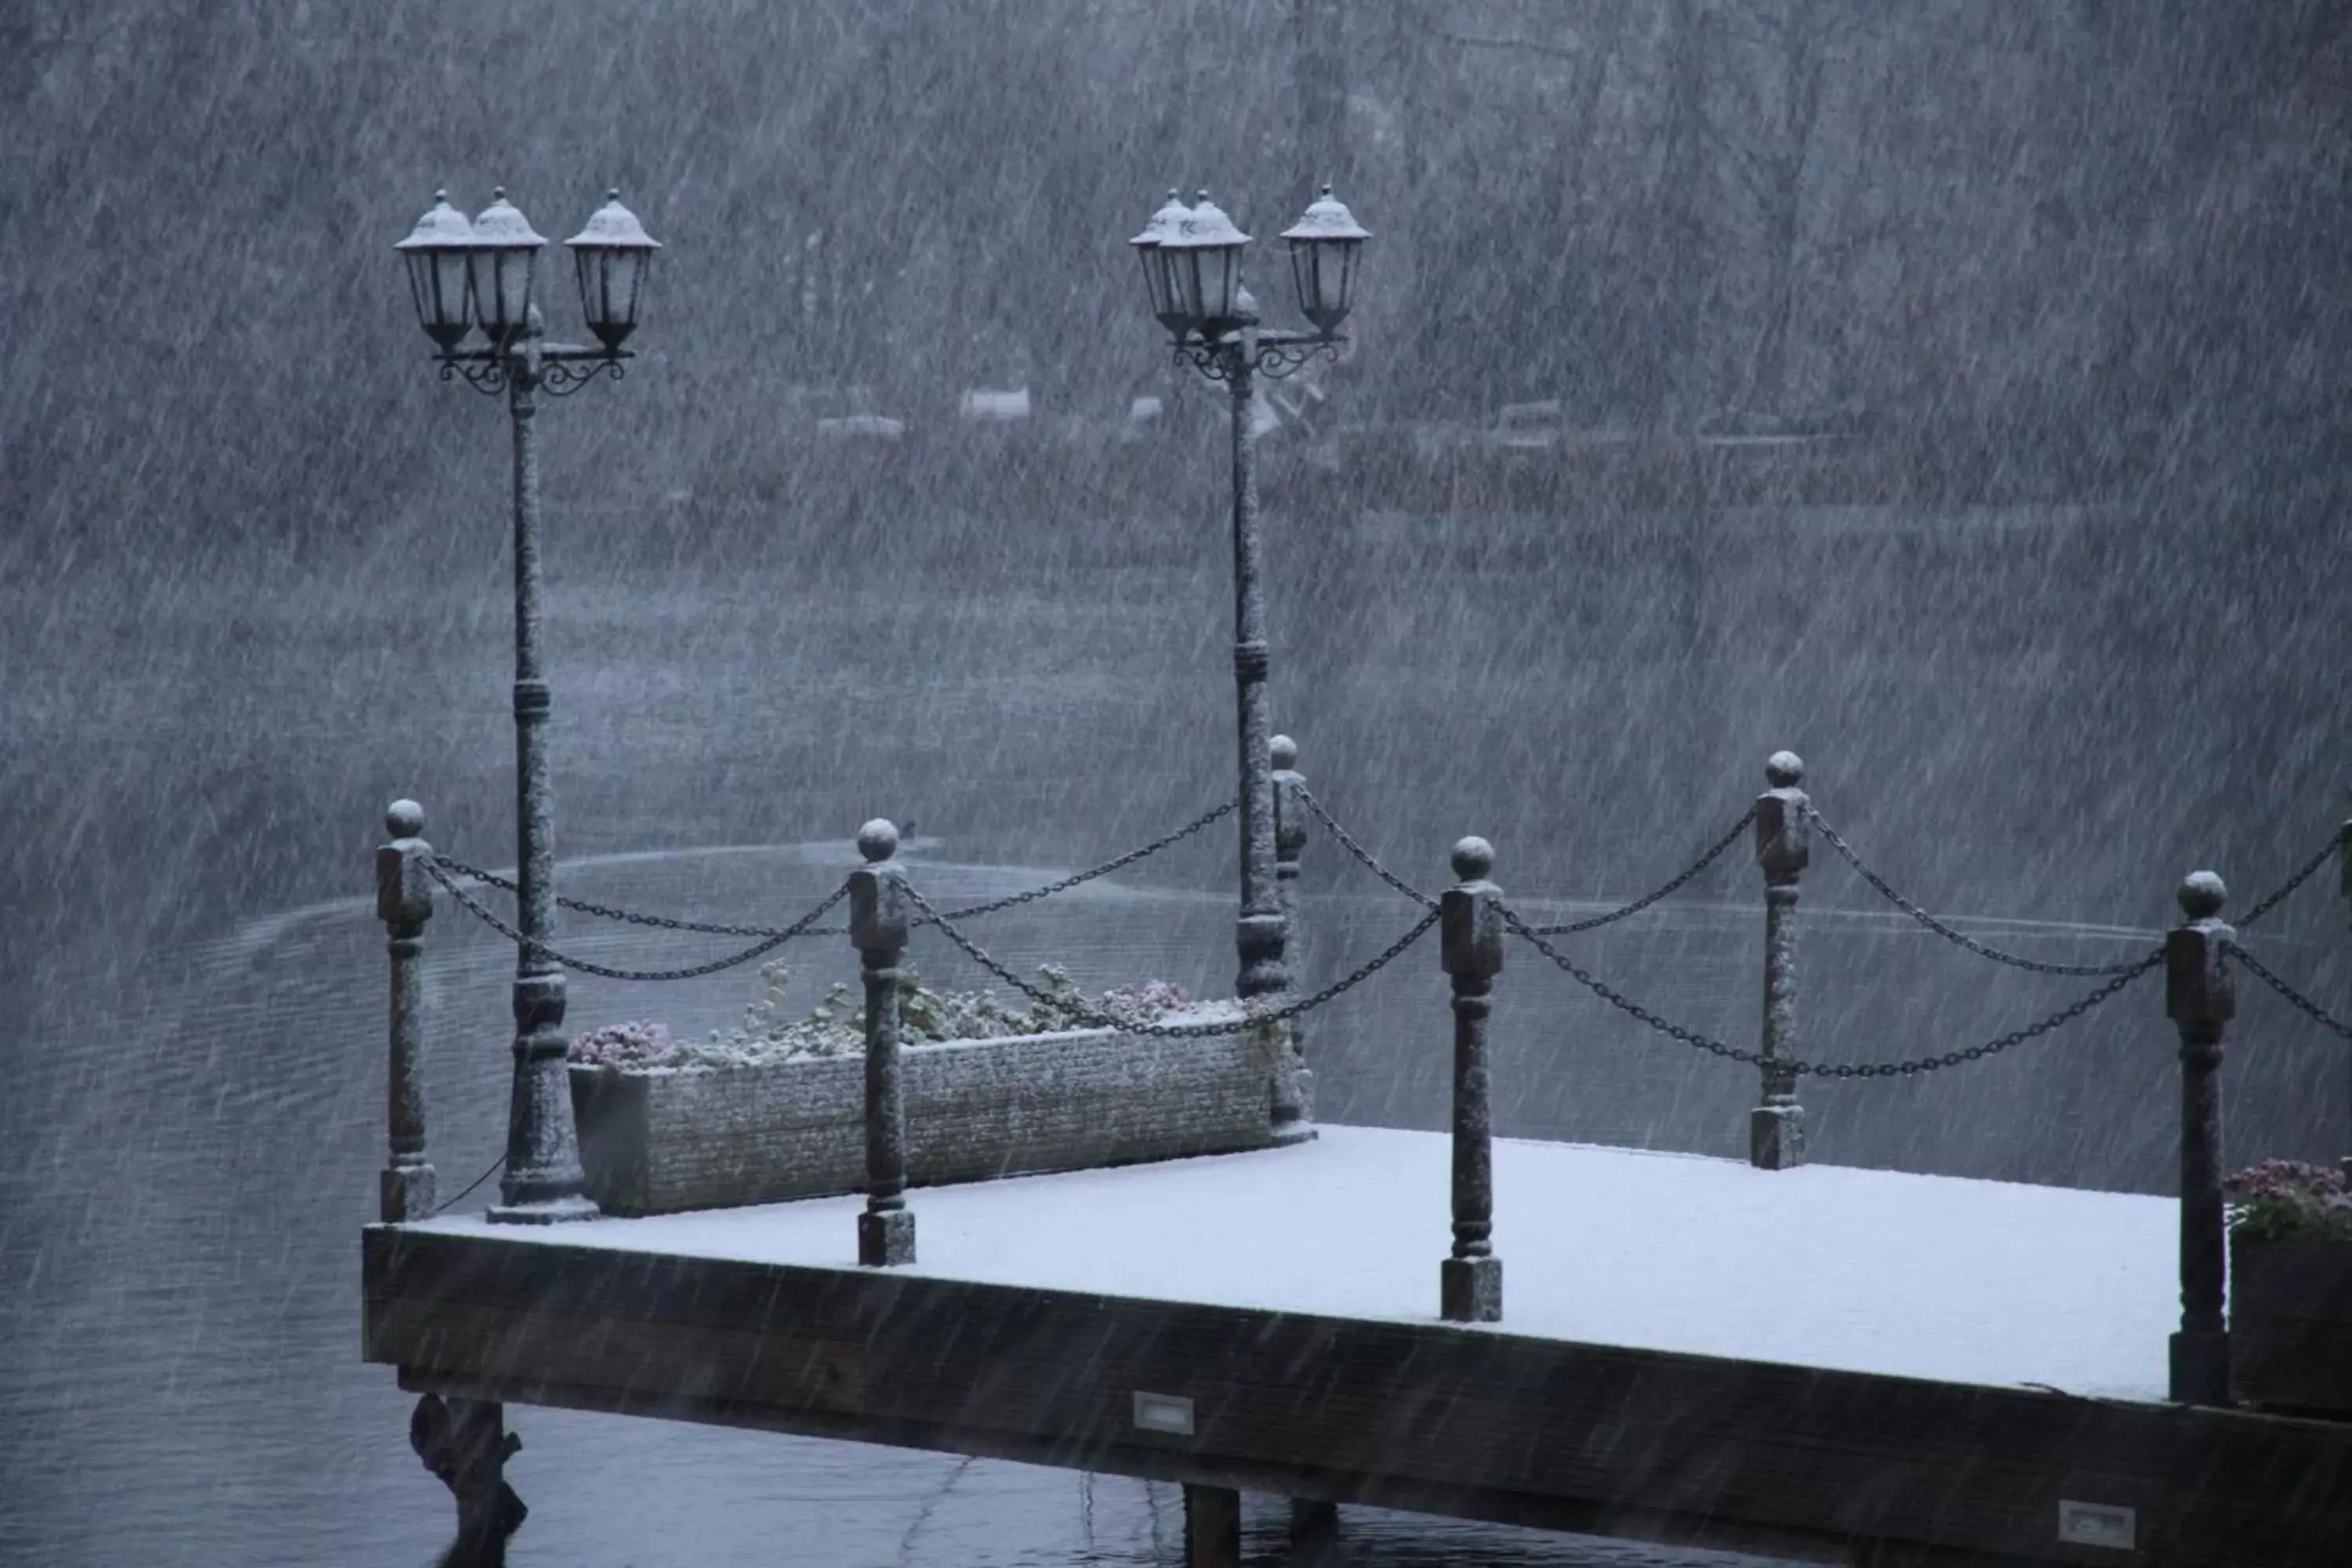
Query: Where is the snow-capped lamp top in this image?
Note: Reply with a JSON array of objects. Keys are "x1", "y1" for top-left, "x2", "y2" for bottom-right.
[
  {"x1": 394, "y1": 191, "x2": 478, "y2": 351},
  {"x1": 1130, "y1": 189, "x2": 1192, "y2": 336},
  {"x1": 1279, "y1": 183, "x2": 1371, "y2": 245},
  {"x1": 1451, "y1": 837, "x2": 1495, "y2": 884},
  {"x1": 566, "y1": 189, "x2": 660, "y2": 252},
  {"x1": 1279, "y1": 183, "x2": 1370, "y2": 339},
  {"x1": 468, "y1": 187, "x2": 546, "y2": 347},
  {"x1": 1160, "y1": 190, "x2": 1251, "y2": 333},
  {"x1": 2178, "y1": 870, "x2": 2227, "y2": 920},
  {"x1": 565, "y1": 188, "x2": 661, "y2": 354},
  {"x1": 858, "y1": 818, "x2": 900, "y2": 862}
]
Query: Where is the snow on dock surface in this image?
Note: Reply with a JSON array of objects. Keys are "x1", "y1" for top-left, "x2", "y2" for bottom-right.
[{"x1": 422, "y1": 1124, "x2": 2179, "y2": 1401}]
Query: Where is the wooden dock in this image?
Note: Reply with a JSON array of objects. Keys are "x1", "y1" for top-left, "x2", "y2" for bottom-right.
[{"x1": 363, "y1": 1127, "x2": 2352, "y2": 1566}]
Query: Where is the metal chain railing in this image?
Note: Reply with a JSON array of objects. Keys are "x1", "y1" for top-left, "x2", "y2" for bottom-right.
[
  {"x1": 2234, "y1": 835, "x2": 2340, "y2": 930},
  {"x1": 1299, "y1": 791, "x2": 1439, "y2": 909},
  {"x1": 422, "y1": 858, "x2": 852, "y2": 981},
  {"x1": 1525, "y1": 807, "x2": 1757, "y2": 935},
  {"x1": 1500, "y1": 904, "x2": 2161, "y2": 1079},
  {"x1": 902, "y1": 882, "x2": 1441, "y2": 1040},
  {"x1": 430, "y1": 1155, "x2": 505, "y2": 1218},
  {"x1": 1805, "y1": 809, "x2": 2155, "y2": 978},
  {"x1": 424, "y1": 797, "x2": 1237, "y2": 941},
  {"x1": 2223, "y1": 941, "x2": 2352, "y2": 1041}
]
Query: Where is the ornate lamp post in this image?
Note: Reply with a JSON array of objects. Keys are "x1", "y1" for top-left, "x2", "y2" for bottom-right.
[
  {"x1": 394, "y1": 186, "x2": 662, "y2": 1224},
  {"x1": 1129, "y1": 184, "x2": 1369, "y2": 1125}
]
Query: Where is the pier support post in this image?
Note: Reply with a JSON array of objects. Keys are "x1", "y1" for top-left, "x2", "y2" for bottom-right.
[
  {"x1": 1182, "y1": 1483, "x2": 1242, "y2": 1568},
  {"x1": 1441, "y1": 836, "x2": 1504, "y2": 1323},
  {"x1": 1289, "y1": 1496, "x2": 1341, "y2": 1562},
  {"x1": 851, "y1": 819, "x2": 916, "y2": 1268},
  {"x1": 1751, "y1": 750, "x2": 1809, "y2": 1170},
  {"x1": 409, "y1": 1392, "x2": 526, "y2": 1566},
  {"x1": 1269, "y1": 735, "x2": 1316, "y2": 1141},
  {"x1": 377, "y1": 799, "x2": 437, "y2": 1221},
  {"x1": 2167, "y1": 869, "x2": 2234, "y2": 1406}
]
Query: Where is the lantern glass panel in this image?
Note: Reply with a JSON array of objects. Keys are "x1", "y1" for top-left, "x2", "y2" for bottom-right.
[
  {"x1": 574, "y1": 245, "x2": 648, "y2": 352},
  {"x1": 470, "y1": 246, "x2": 538, "y2": 343},
  {"x1": 403, "y1": 249, "x2": 474, "y2": 350}
]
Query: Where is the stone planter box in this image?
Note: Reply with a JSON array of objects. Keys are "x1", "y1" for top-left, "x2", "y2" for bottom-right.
[
  {"x1": 2230, "y1": 1233, "x2": 2352, "y2": 1417},
  {"x1": 571, "y1": 1022, "x2": 1281, "y2": 1218}
]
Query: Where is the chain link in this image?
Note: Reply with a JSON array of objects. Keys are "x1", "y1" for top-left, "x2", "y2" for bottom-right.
[
  {"x1": 2235, "y1": 836, "x2": 2340, "y2": 930},
  {"x1": 1299, "y1": 791, "x2": 1440, "y2": 909},
  {"x1": 1500, "y1": 904, "x2": 2160, "y2": 1078},
  {"x1": 1526, "y1": 807, "x2": 1758, "y2": 935},
  {"x1": 424, "y1": 799, "x2": 1236, "y2": 941},
  {"x1": 422, "y1": 858, "x2": 852, "y2": 981},
  {"x1": 1805, "y1": 808, "x2": 2154, "y2": 977},
  {"x1": 902, "y1": 881, "x2": 1440, "y2": 1039},
  {"x1": 429, "y1": 1155, "x2": 506, "y2": 1218},
  {"x1": 2222, "y1": 941, "x2": 2352, "y2": 1040}
]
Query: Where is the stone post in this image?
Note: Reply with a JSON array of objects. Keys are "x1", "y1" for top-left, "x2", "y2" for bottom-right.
[
  {"x1": 1751, "y1": 750, "x2": 1809, "y2": 1170},
  {"x1": 2339, "y1": 796, "x2": 2352, "y2": 1188},
  {"x1": 851, "y1": 818, "x2": 915, "y2": 1267},
  {"x1": 376, "y1": 799, "x2": 437, "y2": 1222},
  {"x1": 1269, "y1": 734, "x2": 1315, "y2": 1141},
  {"x1": 1441, "y1": 836, "x2": 1504, "y2": 1324},
  {"x1": 2166, "y1": 869, "x2": 2234, "y2": 1406}
]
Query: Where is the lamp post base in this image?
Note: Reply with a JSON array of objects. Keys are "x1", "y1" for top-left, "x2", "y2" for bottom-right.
[
  {"x1": 486, "y1": 1193, "x2": 601, "y2": 1226},
  {"x1": 1749, "y1": 1103, "x2": 1806, "y2": 1171}
]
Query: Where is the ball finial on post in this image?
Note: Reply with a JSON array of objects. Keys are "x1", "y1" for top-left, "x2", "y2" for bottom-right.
[
  {"x1": 1270, "y1": 734, "x2": 1298, "y2": 771},
  {"x1": 387, "y1": 798, "x2": 426, "y2": 840},
  {"x1": 2177, "y1": 869, "x2": 2227, "y2": 921},
  {"x1": 1450, "y1": 836, "x2": 1496, "y2": 884},
  {"x1": 858, "y1": 818, "x2": 899, "y2": 863},
  {"x1": 1765, "y1": 750, "x2": 1805, "y2": 789}
]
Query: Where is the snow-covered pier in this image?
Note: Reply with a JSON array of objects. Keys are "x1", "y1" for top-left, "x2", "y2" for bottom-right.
[{"x1": 365, "y1": 1124, "x2": 2352, "y2": 1566}]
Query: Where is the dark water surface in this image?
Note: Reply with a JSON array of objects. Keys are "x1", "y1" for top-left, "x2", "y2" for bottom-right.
[{"x1": 7, "y1": 504, "x2": 2349, "y2": 1565}]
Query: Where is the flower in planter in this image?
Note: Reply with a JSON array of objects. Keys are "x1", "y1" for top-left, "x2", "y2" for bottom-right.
[
  {"x1": 568, "y1": 962, "x2": 1199, "y2": 1073},
  {"x1": 2223, "y1": 1158, "x2": 2352, "y2": 1243},
  {"x1": 567, "y1": 1019, "x2": 681, "y2": 1069}
]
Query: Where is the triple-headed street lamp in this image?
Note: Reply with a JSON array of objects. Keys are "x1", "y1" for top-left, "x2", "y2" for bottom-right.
[
  {"x1": 394, "y1": 186, "x2": 662, "y2": 1223},
  {"x1": 1128, "y1": 184, "x2": 1369, "y2": 1142}
]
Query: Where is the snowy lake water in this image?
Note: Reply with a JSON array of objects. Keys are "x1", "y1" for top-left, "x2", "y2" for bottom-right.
[{"x1": 7, "y1": 504, "x2": 2350, "y2": 1565}]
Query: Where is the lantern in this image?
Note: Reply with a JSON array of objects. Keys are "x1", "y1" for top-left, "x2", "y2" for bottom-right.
[
  {"x1": 1159, "y1": 191, "x2": 1251, "y2": 335},
  {"x1": 1129, "y1": 189, "x2": 1193, "y2": 337},
  {"x1": 1279, "y1": 184, "x2": 1370, "y2": 338},
  {"x1": 394, "y1": 191, "x2": 477, "y2": 352},
  {"x1": 565, "y1": 189, "x2": 662, "y2": 354},
  {"x1": 468, "y1": 188, "x2": 546, "y2": 348}
]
